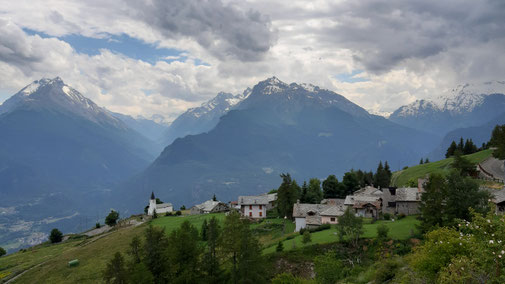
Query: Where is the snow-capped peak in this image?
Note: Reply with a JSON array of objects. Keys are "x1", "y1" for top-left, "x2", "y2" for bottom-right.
[{"x1": 258, "y1": 76, "x2": 289, "y2": 95}]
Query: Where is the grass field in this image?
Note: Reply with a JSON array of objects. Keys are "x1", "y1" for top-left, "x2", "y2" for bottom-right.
[
  {"x1": 391, "y1": 149, "x2": 493, "y2": 186},
  {"x1": 151, "y1": 213, "x2": 226, "y2": 233},
  {"x1": 263, "y1": 215, "x2": 420, "y2": 254}
]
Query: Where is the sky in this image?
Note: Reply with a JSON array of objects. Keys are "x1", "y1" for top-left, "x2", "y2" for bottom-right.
[{"x1": 0, "y1": 0, "x2": 504, "y2": 121}]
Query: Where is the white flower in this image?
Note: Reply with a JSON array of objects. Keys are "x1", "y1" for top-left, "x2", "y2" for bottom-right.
[
  {"x1": 459, "y1": 243, "x2": 462, "y2": 246},
  {"x1": 500, "y1": 255, "x2": 502, "y2": 258},
  {"x1": 501, "y1": 250, "x2": 504, "y2": 255},
  {"x1": 490, "y1": 240, "x2": 495, "y2": 244},
  {"x1": 458, "y1": 224, "x2": 461, "y2": 227},
  {"x1": 488, "y1": 219, "x2": 491, "y2": 223},
  {"x1": 440, "y1": 241, "x2": 443, "y2": 244},
  {"x1": 492, "y1": 234, "x2": 495, "y2": 237}
]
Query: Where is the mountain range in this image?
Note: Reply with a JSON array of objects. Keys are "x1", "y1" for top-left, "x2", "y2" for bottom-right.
[
  {"x1": 0, "y1": 77, "x2": 157, "y2": 252},
  {"x1": 117, "y1": 77, "x2": 439, "y2": 212}
]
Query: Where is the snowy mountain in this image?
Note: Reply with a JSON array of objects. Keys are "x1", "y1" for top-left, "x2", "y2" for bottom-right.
[
  {"x1": 118, "y1": 77, "x2": 437, "y2": 211},
  {"x1": 389, "y1": 81, "x2": 505, "y2": 135},
  {"x1": 161, "y1": 89, "x2": 250, "y2": 146},
  {"x1": 0, "y1": 77, "x2": 156, "y2": 252}
]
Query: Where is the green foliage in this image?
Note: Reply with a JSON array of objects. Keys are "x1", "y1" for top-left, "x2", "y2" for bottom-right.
[
  {"x1": 155, "y1": 198, "x2": 163, "y2": 204},
  {"x1": 337, "y1": 207, "x2": 363, "y2": 247},
  {"x1": 302, "y1": 230, "x2": 312, "y2": 244},
  {"x1": 167, "y1": 221, "x2": 203, "y2": 282},
  {"x1": 374, "y1": 161, "x2": 392, "y2": 188},
  {"x1": 105, "y1": 210, "x2": 120, "y2": 226},
  {"x1": 276, "y1": 241, "x2": 284, "y2": 252},
  {"x1": 376, "y1": 224, "x2": 389, "y2": 241},
  {"x1": 314, "y1": 251, "x2": 347, "y2": 284},
  {"x1": 373, "y1": 257, "x2": 402, "y2": 283},
  {"x1": 212, "y1": 194, "x2": 217, "y2": 201},
  {"x1": 451, "y1": 150, "x2": 477, "y2": 176},
  {"x1": 322, "y1": 174, "x2": 342, "y2": 198},
  {"x1": 202, "y1": 217, "x2": 224, "y2": 283},
  {"x1": 128, "y1": 263, "x2": 154, "y2": 284},
  {"x1": 277, "y1": 173, "x2": 300, "y2": 219},
  {"x1": 446, "y1": 141, "x2": 458, "y2": 158},
  {"x1": 406, "y1": 177, "x2": 418, "y2": 187},
  {"x1": 299, "y1": 223, "x2": 331, "y2": 235},
  {"x1": 152, "y1": 210, "x2": 157, "y2": 219},
  {"x1": 103, "y1": 252, "x2": 128, "y2": 284},
  {"x1": 201, "y1": 219, "x2": 208, "y2": 241},
  {"x1": 419, "y1": 159, "x2": 424, "y2": 165},
  {"x1": 128, "y1": 236, "x2": 142, "y2": 264},
  {"x1": 0, "y1": 247, "x2": 6, "y2": 257},
  {"x1": 419, "y1": 171, "x2": 489, "y2": 232},
  {"x1": 180, "y1": 205, "x2": 186, "y2": 210},
  {"x1": 343, "y1": 170, "x2": 360, "y2": 195},
  {"x1": 96, "y1": 223, "x2": 101, "y2": 229},
  {"x1": 382, "y1": 213, "x2": 391, "y2": 220},
  {"x1": 49, "y1": 228, "x2": 63, "y2": 243},
  {"x1": 142, "y1": 225, "x2": 169, "y2": 280},
  {"x1": 175, "y1": 211, "x2": 182, "y2": 216},
  {"x1": 302, "y1": 178, "x2": 323, "y2": 204},
  {"x1": 490, "y1": 124, "x2": 505, "y2": 159},
  {"x1": 271, "y1": 273, "x2": 313, "y2": 284}
]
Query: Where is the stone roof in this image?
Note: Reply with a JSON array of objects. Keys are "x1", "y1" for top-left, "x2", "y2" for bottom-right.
[
  {"x1": 320, "y1": 206, "x2": 345, "y2": 216},
  {"x1": 193, "y1": 200, "x2": 224, "y2": 212},
  {"x1": 292, "y1": 203, "x2": 345, "y2": 218},
  {"x1": 344, "y1": 186, "x2": 383, "y2": 206},
  {"x1": 489, "y1": 187, "x2": 505, "y2": 204},
  {"x1": 238, "y1": 193, "x2": 277, "y2": 205},
  {"x1": 321, "y1": 199, "x2": 345, "y2": 206},
  {"x1": 395, "y1": 187, "x2": 421, "y2": 202},
  {"x1": 306, "y1": 215, "x2": 322, "y2": 226},
  {"x1": 156, "y1": 203, "x2": 172, "y2": 209}
]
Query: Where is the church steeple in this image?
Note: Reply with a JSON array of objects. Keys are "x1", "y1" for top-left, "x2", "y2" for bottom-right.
[{"x1": 150, "y1": 191, "x2": 155, "y2": 200}]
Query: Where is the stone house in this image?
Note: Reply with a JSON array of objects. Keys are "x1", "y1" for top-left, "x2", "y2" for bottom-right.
[
  {"x1": 344, "y1": 186, "x2": 383, "y2": 218},
  {"x1": 488, "y1": 187, "x2": 505, "y2": 214},
  {"x1": 395, "y1": 187, "x2": 422, "y2": 215},
  {"x1": 238, "y1": 193, "x2": 277, "y2": 219},
  {"x1": 292, "y1": 199, "x2": 345, "y2": 232},
  {"x1": 190, "y1": 200, "x2": 229, "y2": 215}
]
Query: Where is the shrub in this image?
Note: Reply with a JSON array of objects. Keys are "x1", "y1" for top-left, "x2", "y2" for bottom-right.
[
  {"x1": 383, "y1": 213, "x2": 391, "y2": 220},
  {"x1": 276, "y1": 241, "x2": 284, "y2": 252},
  {"x1": 374, "y1": 258, "x2": 402, "y2": 283},
  {"x1": 180, "y1": 205, "x2": 186, "y2": 210},
  {"x1": 314, "y1": 251, "x2": 347, "y2": 283},
  {"x1": 0, "y1": 247, "x2": 6, "y2": 257},
  {"x1": 95, "y1": 223, "x2": 101, "y2": 229},
  {"x1": 49, "y1": 228, "x2": 63, "y2": 243},
  {"x1": 377, "y1": 224, "x2": 389, "y2": 241},
  {"x1": 165, "y1": 212, "x2": 173, "y2": 217},
  {"x1": 286, "y1": 235, "x2": 295, "y2": 240},
  {"x1": 271, "y1": 273, "x2": 310, "y2": 284},
  {"x1": 300, "y1": 224, "x2": 331, "y2": 235},
  {"x1": 397, "y1": 213, "x2": 406, "y2": 220},
  {"x1": 176, "y1": 210, "x2": 182, "y2": 216},
  {"x1": 302, "y1": 231, "x2": 312, "y2": 244}
]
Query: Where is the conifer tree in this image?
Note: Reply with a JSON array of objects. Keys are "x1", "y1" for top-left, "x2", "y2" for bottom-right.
[
  {"x1": 277, "y1": 174, "x2": 300, "y2": 219},
  {"x1": 300, "y1": 181, "x2": 308, "y2": 203},
  {"x1": 419, "y1": 159, "x2": 424, "y2": 164},
  {"x1": 446, "y1": 141, "x2": 458, "y2": 158},
  {"x1": 322, "y1": 175, "x2": 339, "y2": 198}
]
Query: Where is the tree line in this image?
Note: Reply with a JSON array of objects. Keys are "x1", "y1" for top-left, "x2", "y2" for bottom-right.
[
  {"x1": 445, "y1": 137, "x2": 480, "y2": 158},
  {"x1": 102, "y1": 211, "x2": 264, "y2": 284}
]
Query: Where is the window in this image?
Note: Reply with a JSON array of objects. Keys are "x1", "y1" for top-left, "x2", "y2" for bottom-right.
[
  {"x1": 249, "y1": 212, "x2": 252, "y2": 217},
  {"x1": 259, "y1": 212, "x2": 262, "y2": 217},
  {"x1": 330, "y1": 217, "x2": 335, "y2": 222},
  {"x1": 259, "y1": 205, "x2": 262, "y2": 210},
  {"x1": 249, "y1": 205, "x2": 252, "y2": 210}
]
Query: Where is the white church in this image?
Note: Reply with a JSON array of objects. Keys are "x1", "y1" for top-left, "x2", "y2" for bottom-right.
[{"x1": 147, "y1": 192, "x2": 173, "y2": 216}]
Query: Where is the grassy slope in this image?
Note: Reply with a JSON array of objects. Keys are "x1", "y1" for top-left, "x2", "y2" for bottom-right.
[
  {"x1": 391, "y1": 149, "x2": 493, "y2": 186},
  {"x1": 263, "y1": 215, "x2": 419, "y2": 254}
]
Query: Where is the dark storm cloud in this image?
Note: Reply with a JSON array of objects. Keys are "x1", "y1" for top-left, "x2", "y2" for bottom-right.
[
  {"x1": 322, "y1": 0, "x2": 505, "y2": 73},
  {"x1": 126, "y1": 0, "x2": 277, "y2": 61}
]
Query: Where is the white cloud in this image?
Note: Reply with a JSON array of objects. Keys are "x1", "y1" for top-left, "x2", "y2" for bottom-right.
[{"x1": 0, "y1": 0, "x2": 504, "y2": 119}]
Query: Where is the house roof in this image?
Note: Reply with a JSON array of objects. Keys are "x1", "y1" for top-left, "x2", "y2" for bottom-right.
[
  {"x1": 306, "y1": 215, "x2": 322, "y2": 226},
  {"x1": 344, "y1": 186, "x2": 383, "y2": 206},
  {"x1": 192, "y1": 200, "x2": 225, "y2": 212},
  {"x1": 353, "y1": 201, "x2": 381, "y2": 209},
  {"x1": 320, "y1": 206, "x2": 345, "y2": 216},
  {"x1": 395, "y1": 187, "x2": 421, "y2": 202},
  {"x1": 489, "y1": 187, "x2": 505, "y2": 204},
  {"x1": 320, "y1": 199, "x2": 345, "y2": 206},
  {"x1": 238, "y1": 193, "x2": 277, "y2": 205},
  {"x1": 156, "y1": 203, "x2": 172, "y2": 209}
]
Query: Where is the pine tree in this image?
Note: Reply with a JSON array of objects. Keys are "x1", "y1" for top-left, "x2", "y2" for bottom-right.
[
  {"x1": 300, "y1": 181, "x2": 308, "y2": 203},
  {"x1": 201, "y1": 219, "x2": 209, "y2": 241},
  {"x1": 277, "y1": 173, "x2": 299, "y2": 219},
  {"x1": 458, "y1": 137, "x2": 464, "y2": 151},
  {"x1": 322, "y1": 175, "x2": 339, "y2": 198},
  {"x1": 168, "y1": 221, "x2": 203, "y2": 282},
  {"x1": 419, "y1": 159, "x2": 424, "y2": 165},
  {"x1": 202, "y1": 217, "x2": 224, "y2": 283},
  {"x1": 446, "y1": 141, "x2": 458, "y2": 158},
  {"x1": 342, "y1": 171, "x2": 360, "y2": 196},
  {"x1": 424, "y1": 158, "x2": 429, "y2": 164},
  {"x1": 306, "y1": 178, "x2": 323, "y2": 204},
  {"x1": 212, "y1": 194, "x2": 217, "y2": 201},
  {"x1": 103, "y1": 252, "x2": 128, "y2": 284}
]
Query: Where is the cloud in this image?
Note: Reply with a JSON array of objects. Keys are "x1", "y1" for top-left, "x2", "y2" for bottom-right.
[{"x1": 126, "y1": 0, "x2": 277, "y2": 61}]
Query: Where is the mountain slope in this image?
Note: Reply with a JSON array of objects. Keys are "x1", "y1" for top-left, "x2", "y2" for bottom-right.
[
  {"x1": 119, "y1": 77, "x2": 437, "y2": 211},
  {"x1": 0, "y1": 78, "x2": 155, "y2": 252},
  {"x1": 161, "y1": 90, "x2": 250, "y2": 146},
  {"x1": 389, "y1": 81, "x2": 505, "y2": 135}
]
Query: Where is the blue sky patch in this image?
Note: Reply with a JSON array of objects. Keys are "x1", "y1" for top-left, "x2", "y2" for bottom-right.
[
  {"x1": 334, "y1": 70, "x2": 370, "y2": 83},
  {"x1": 23, "y1": 29, "x2": 208, "y2": 66}
]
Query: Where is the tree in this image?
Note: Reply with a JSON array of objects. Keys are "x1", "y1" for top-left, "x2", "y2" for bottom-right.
[
  {"x1": 0, "y1": 247, "x2": 6, "y2": 257},
  {"x1": 49, "y1": 228, "x2": 63, "y2": 243},
  {"x1": 103, "y1": 252, "x2": 128, "y2": 284},
  {"x1": 336, "y1": 207, "x2": 363, "y2": 248},
  {"x1": 419, "y1": 171, "x2": 490, "y2": 232},
  {"x1": 201, "y1": 219, "x2": 209, "y2": 241},
  {"x1": 202, "y1": 217, "x2": 224, "y2": 283},
  {"x1": 300, "y1": 181, "x2": 309, "y2": 203},
  {"x1": 302, "y1": 230, "x2": 312, "y2": 244},
  {"x1": 276, "y1": 173, "x2": 300, "y2": 219},
  {"x1": 221, "y1": 211, "x2": 244, "y2": 282},
  {"x1": 322, "y1": 175, "x2": 339, "y2": 198},
  {"x1": 374, "y1": 161, "x2": 391, "y2": 188},
  {"x1": 424, "y1": 158, "x2": 430, "y2": 164},
  {"x1": 128, "y1": 236, "x2": 142, "y2": 264},
  {"x1": 276, "y1": 241, "x2": 284, "y2": 252},
  {"x1": 445, "y1": 141, "x2": 458, "y2": 158},
  {"x1": 419, "y1": 159, "x2": 424, "y2": 165},
  {"x1": 458, "y1": 137, "x2": 464, "y2": 152},
  {"x1": 142, "y1": 225, "x2": 170, "y2": 281},
  {"x1": 305, "y1": 178, "x2": 323, "y2": 204},
  {"x1": 212, "y1": 194, "x2": 217, "y2": 201},
  {"x1": 167, "y1": 220, "x2": 203, "y2": 283},
  {"x1": 489, "y1": 124, "x2": 505, "y2": 159},
  {"x1": 314, "y1": 251, "x2": 347, "y2": 284},
  {"x1": 451, "y1": 150, "x2": 477, "y2": 177},
  {"x1": 105, "y1": 210, "x2": 120, "y2": 226},
  {"x1": 180, "y1": 205, "x2": 186, "y2": 210},
  {"x1": 342, "y1": 171, "x2": 360, "y2": 196}
]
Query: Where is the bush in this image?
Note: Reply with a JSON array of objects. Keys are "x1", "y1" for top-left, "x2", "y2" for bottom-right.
[
  {"x1": 300, "y1": 224, "x2": 331, "y2": 235},
  {"x1": 397, "y1": 213, "x2": 406, "y2": 220},
  {"x1": 175, "y1": 210, "x2": 182, "y2": 216},
  {"x1": 180, "y1": 205, "x2": 186, "y2": 210},
  {"x1": 374, "y1": 258, "x2": 402, "y2": 283},
  {"x1": 314, "y1": 251, "x2": 347, "y2": 283},
  {"x1": 165, "y1": 212, "x2": 173, "y2": 217},
  {"x1": 302, "y1": 230, "x2": 312, "y2": 244},
  {"x1": 383, "y1": 213, "x2": 391, "y2": 220},
  {"x1": 276, "y1": 241, "x2": 284, "y2": 252},
  {"x1": 0, "y1": 247, "x2": 6, "y2": 257},
  {"x1": 271, "y1": 273, "x2": 310, "y2": 284},
  {"x1": 95, "y1": 223, "x2": 101, "y2": 229},
  {"x1": 105, "y1": 210, "x2": 120, "y2": 226},
  {"x1": 49, "y1": 228, "x2": 63, "y2": 243},
  {"x1": 286, "y1": 235, "x2": 295, "y2": 240},
  {"x1": 377, "y1": 224, "x2": 389, "y2": 241}
]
